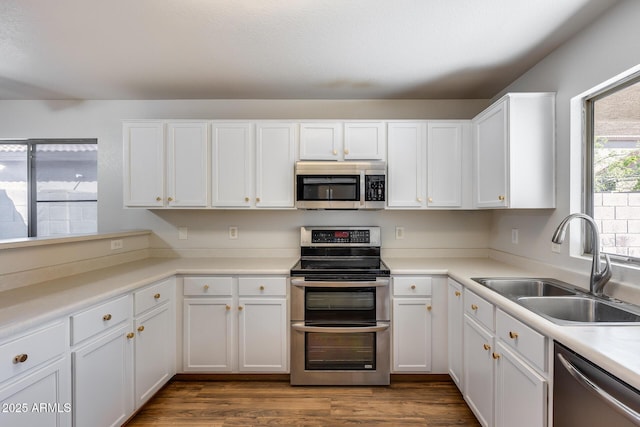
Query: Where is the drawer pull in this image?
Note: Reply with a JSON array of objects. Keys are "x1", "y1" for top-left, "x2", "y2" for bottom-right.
[
  {"x1": 509, "y1": 331, "x2": 519, "y2": 339},
  {"x1": 13, "y1": 354, "x2": 28, "y2": 364},
  {"x1": 455, "y1": 291, "x2": 461, "y2": 297},
  {"x1": 483, "y1": 344, "x2": 491, "y2": 351},
  {"x1": 137, "y1": 326, "x2": 145, "y2": 332},
  {"x1": 259, "y1": 285, "x2": 265, "y2": 291},
  {"x1": 126, "y1": 332, "x2": 135, "y2": 339},
  {"x1": 203, "y1": 285, "x2": 210, "y2": 291},
  {"x1": 492, "y1": 352, "x2": 501, "y2": 360},
  {"x1": 154, "y1": 293, "x2": 161, "y2": 299},
  {"x1": 226, "y1": 305, "x2": 231, "y2": 311},
  {"x1": 103, "y1": 314, "x2": 112, "y2": 321},
  {"x1": 471, "y1": 304, "x2": 478, "y2": 311},
  {"x1": 410, "y1": 284, "x2": 416, "y2": 290},
  {"x1": 426, "y1": 305, "x2": 432, "y2": 311},
  {"x1": 238, "y1": 306, "x2": 244, "y2": 311}
]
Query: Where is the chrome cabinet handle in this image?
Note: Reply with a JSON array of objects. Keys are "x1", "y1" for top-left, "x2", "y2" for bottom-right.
[{"x1": 557, "y1": 353, "x2": 640, "y2": 423}]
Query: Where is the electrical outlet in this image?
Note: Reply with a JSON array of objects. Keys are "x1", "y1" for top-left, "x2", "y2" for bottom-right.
[
  {"x1": 110, "y1": 239, "x2": 123, "y2": 250},
  {"x1": 178, "y1": 227, "x2": 188, "y2": 240},
  {"x1": 229, "y1": 226, "x2": 238, "y2": 240},
  {"x1": 552, "y1": 243, "x2": 561, "y2": 253},
  {"x1": 395, "y1": 227, "x2": 405, "y2": 240},
  {"x1": 511, "y1": 229, "x2": 519, "y2": 244}
]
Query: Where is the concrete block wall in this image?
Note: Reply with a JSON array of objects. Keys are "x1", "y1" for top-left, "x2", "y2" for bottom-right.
[{"x1": 595, "y1": 192, "x2": 640, "y2": 257}]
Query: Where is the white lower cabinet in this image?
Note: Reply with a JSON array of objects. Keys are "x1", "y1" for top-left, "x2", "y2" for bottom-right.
[
  {"x1": 447, "y1": 279, "x2": 464, "y2": 389},
  {"x1": 456, "y1": 285, "x2": 549, "y2": 427},
  {"x1": 133, "y1": 278, "x2": 175, "y2": 409},
  {"x1": 183, "y1": 276, "x2": 288, "y2": 373},
  {"x1": 0, "y1": 321, "x2": 71, "y2": 427},
  {"x1": 72, "y1": 323, "x2": 134, "y2": 427},
  {"x1": 391, "y1": 276, "x2": 448, "y2": 373},
  {"x1": 71, "y1": 278, "x2": 176, "y2": 427}
]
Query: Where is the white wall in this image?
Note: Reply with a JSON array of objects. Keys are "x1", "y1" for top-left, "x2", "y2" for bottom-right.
[
  {"x1": 491, "y1": 0, "x2": 640, "y2": 289},
  {"x1": 0, "y1": 99, "x2": 492, "y2": 254}
]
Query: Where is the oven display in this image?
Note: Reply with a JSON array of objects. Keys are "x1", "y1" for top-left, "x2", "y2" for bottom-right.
[{"x1": 311, "y1": 230, "x2": 370, "y2": 244}]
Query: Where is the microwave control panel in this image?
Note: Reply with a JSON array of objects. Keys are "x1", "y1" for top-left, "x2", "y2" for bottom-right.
[{"x1": 365, "y1": 175, "x2": 385, "y2": 202}]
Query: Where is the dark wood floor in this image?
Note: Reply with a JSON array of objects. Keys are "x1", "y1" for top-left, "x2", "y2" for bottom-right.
[{"x1": 125, "y1": 379, "x2": 480, "y2": 426}]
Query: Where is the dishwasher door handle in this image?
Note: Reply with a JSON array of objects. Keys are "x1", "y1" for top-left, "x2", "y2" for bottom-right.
[{"x1": 557, "y1": 352, "x2": 640, "y2": 424}]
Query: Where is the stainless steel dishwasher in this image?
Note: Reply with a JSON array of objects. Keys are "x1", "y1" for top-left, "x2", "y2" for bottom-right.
[{"x1": 554, "y1": 342, "x2": 640, "y2": 426}]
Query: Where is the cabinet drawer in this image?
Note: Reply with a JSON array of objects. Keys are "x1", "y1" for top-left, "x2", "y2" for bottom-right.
[
  {"x1": 71, "y1": 294, "x2": 131, "y2": 345},
  {"x1": 135, "y1": 278, "x2": 173, "y2": 315},
  {"x1": 238, "y1": 277, "x2": 287, "y2": 296},
  {"x1": 0, "y1": 321, "x2": 67, "y2": 383},
  {"x1": 393, "y1": 277, "x2": 432, "y2": 296},
  {"x1": 183, "y1": 276, "x2": 233, "y2": 296},
  {"x1": 496, "y1": 309, "x2": 547, "y2": 372},
  {"x1": 464, "y1": 289, "x2": 494, "y2": 331}
]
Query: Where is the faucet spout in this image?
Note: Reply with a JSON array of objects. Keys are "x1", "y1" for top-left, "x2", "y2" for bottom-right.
[{"x1": 551, "y1": 213, "x2": 612, "y2": 296}]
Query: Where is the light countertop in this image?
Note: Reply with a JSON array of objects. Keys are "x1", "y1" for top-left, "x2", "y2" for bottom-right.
[{"x1": 1, "y1": 254, "x2": 639, "y2": 391}]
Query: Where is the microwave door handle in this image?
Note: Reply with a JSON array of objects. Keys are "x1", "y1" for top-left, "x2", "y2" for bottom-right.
[
  {"x1": 291, "y1": 322, "x2": 390, "y2": 334},
  {"x1": 557, "y1": 353, "x2": 640, "y2": 424}
]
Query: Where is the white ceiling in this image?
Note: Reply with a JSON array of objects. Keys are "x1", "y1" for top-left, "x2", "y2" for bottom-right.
[{"x1": 0, "y1": 0, "x2": 619, "y2": 100}]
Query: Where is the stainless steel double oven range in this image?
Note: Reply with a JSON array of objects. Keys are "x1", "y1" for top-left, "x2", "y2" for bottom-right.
[{"x1": 290, "y1": 226, "x2": 391, "y2": 386}]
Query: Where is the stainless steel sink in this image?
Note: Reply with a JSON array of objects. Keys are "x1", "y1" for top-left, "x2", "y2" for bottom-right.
[
  {"x1": 517, "y1": 296, "x2": 640, "y2": 325},
  {"x1": 472, "y1": 277, "x2": 578, "y2": 299}
]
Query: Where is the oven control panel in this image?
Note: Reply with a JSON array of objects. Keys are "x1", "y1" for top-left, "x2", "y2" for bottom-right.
[{"x1": 311, "y1": 229, "x2": 370, "y2": 244}]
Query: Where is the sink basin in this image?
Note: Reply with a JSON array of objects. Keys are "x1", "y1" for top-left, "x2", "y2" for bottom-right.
[
  {"x1": 472, "y1": 278, "x2": 578, "y2": 299},
  {"x1": 517, "y1": 296, "x2": 640, "y2": 324}
]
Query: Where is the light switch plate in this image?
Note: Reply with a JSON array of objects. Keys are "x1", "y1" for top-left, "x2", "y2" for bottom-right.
[
  {"x1": 178, "y1": 227, "x2": 188, "y2": 240},
  {"x1": 395, "y1": 227, "x2": 405, "y2": 240},
  {"x1": 229, "y1": 226, "x2": 238, "y2": 240}
]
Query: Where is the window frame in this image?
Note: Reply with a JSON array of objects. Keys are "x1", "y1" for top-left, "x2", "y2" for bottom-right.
[
  {"x1": 584, "y1": 72, "x2": 640, "y2": 265},
  {"x1": 0, "y1": 138, "x2": 98, "y2": 238}
]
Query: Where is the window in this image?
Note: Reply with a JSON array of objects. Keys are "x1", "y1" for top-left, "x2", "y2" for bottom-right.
[
  {"x1": 0, "y1": 139, "x2": 97, "y2": 239},
  {"x1": 586, "y1": 75, "x2": 640, "y2": 262}
]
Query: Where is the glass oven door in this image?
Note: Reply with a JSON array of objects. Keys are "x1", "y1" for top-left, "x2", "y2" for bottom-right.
[
  {"x1": 304, "y1": 287, "x2": 376, "y2": 324},
  {"x1": 306, "y1": 331, "x2": 375, "y2": 370}
]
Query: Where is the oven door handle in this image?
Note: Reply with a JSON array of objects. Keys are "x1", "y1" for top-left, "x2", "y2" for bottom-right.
[
  {"x1": 291, "y1": 322, "x2": 390, "y2": 334},
  {"x1": 290, "y1": 278, "x2": 390, "y2": 288}
]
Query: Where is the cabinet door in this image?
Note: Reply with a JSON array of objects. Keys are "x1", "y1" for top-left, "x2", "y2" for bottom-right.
[
  {"x1": 166, "y1": 122, "x2": 209, "y2": 207},
  {"x1": 447, "y1": 280, "x2": 464, "y2": 390},
  {"x1": 299, "y1": 123, "x2": 342, "y2": 160},
  {"x1": 123, "y1": 122, "x2": 164, "y2": 207},
  {"x1": 387, "y1": 122, "x2": 426, "y2": 207},
  {"x1": 134, "y1": 304, "x2": 173, "y2": 409},
  {"x1": 73, "y1": 324, "x2": 133, "y2": 427},
  {"x1": 237, "y1": 298, "x2": 287, "y2": 372},
  {"x1": 495, "y1": 342, "x2": 547, "y2": 427},
  {"x1": 0, "y1": 357, "x2": 71, "y2": 427},
  {"x1": 255, "y1": 123, "x2": 296, "y2": 208},
  {"x1": 463, "y1": 315, "x2": 494, "y2": 427},
  {"x1": 211, "y1": 123, "x2": 253, "y2": 207},
  {"x1": 183, "y1": 298, "x2": 233, "y2": 372},
  {"x1": 392, "y1": 298, "x2": 432, "y2": 372},
  {"x1": 474, "y1": 101, "x2": 508, "y2": 208},
  {"x1": 344, "y1": 122, "x2": 385, "y2": 160},
  {"x1": 427, "y1": 122, "x2": 463, "y2": 207}
]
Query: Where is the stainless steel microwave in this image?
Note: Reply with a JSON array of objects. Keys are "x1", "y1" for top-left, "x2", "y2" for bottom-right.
[{"x1": 295, "y1": 161, "x2": 386, "y2": 209}]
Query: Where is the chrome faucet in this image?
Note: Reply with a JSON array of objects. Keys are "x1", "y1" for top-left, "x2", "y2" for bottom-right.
[{"x1": 551, "y1": 213, "x2": 611, "y2": 296}]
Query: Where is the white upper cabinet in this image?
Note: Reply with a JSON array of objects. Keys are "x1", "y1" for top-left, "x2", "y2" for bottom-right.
[
  {"x1": 300, "y1": 121, "x2": 385, "y2": 161},
  {"x1": 427, "y1": 121, "x2": 471, "y2": 208},
  {"x1": 473, "y1": 93, "x2": 555, "y2": 209},
  {"x1": 212, "y1": 122, "x2": 296, "y2": 209},
  {"x1": 124, "y1": 121, "x2": 209, "y2": 208},
  {"x1": 255, "y1": 123, "x2": 296, "y2": 208},
  {"x1": 123, "y1": 121, "x2": 165, "y2": 207},
  {"x1": 211, "y1": 122, "x2": 254, "y2": 207},
  {"x1": 343, "y1": 122, "x2": 385, "y2": 160},
  {"x1": 299, "y1": 122, "x2": 342, "y2": 160},
  {"x1": 166, "y1": 122, "x2": 209, "y2": 207},
  {"x1": 387, "y1": 122, "x2": 426, "y2": 208}
]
